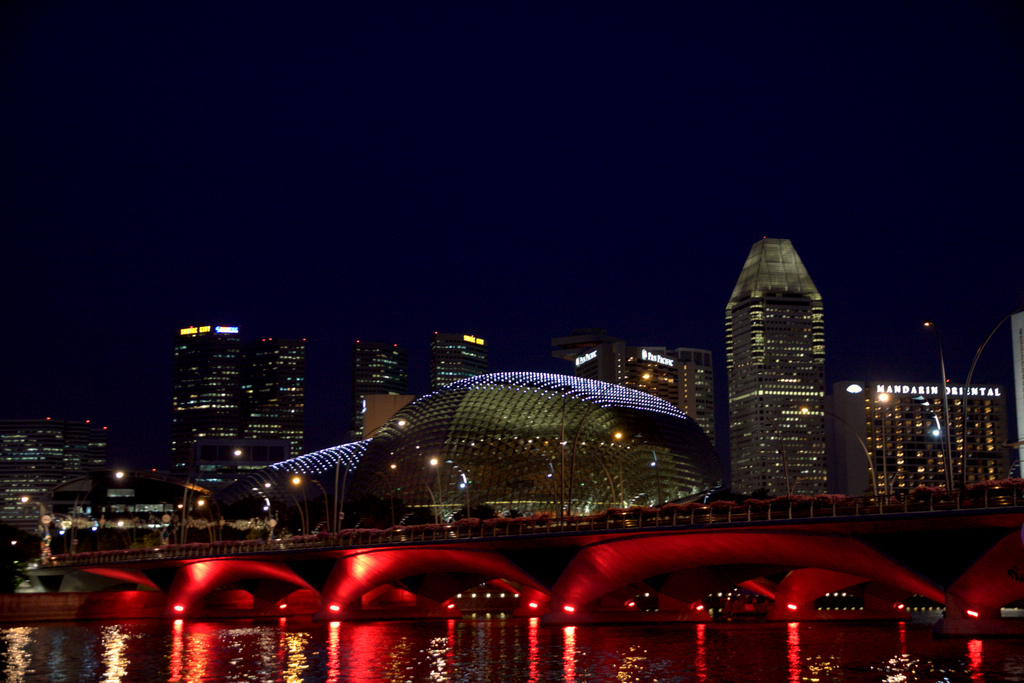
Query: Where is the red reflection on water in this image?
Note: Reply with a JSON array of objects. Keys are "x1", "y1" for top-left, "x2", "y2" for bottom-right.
[
  {"x1": 176, "y1": 621, "x2": 218, "y2": 683},
  {"x1": 968, "y1": 639, "x2": 984, "y2": 682},
  {"x1": 898, "y1": 620, "x2": 907, "y2": 655},
  {"x1": 527, "y1": 617, "x2": 540, "y2": 683},
  {"x1": 787, "y1": 622, "x2": 800, "y2": 683},
  {"x1": 563, "y1": 625, "x2": 577, "y2": 682},
  {"x1": 169, "y1": 619, "x2": 184, "y2": 683},
  {"x1": 326, "y1": 621, "x2": 341, "y2": 683},
  {"x1": 447, "y1": 618, "x2": 457, "y2": 672},
  {"x1": 695, "y1": 623, "x2": 707, "y2": 683}
]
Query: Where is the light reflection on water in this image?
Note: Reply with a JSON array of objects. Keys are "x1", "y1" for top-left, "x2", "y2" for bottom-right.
[{"x1": 1, "y1": 617, "x2": 1023, "y2": 682}]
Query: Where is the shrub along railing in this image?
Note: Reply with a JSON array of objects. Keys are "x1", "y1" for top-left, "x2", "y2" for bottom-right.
[{"x1": 45, "y1": 481, "x2": 1024, "y2": 568}]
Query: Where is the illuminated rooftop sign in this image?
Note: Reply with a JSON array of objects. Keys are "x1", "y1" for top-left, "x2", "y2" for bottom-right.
[
  {"x1": 575, "y1": 350, "x2": 598, "y2": 367},
  {"x1": 641, "y1": 349, "x2": 675, "y2": 368},
  {"x1": 463, "y1": 335, "x2": 485, "y2": 345},
  {"x1": 180, "y1": 325, "x2": 239, "y2": 336},
  {"x1": 875, "y1": 384, "x2": 1002, "y2": 398}
]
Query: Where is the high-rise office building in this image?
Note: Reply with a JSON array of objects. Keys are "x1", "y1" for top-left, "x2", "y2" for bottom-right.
[
  {"x1": 351, "y1": 341, "x2": 409, "y2": 440},
  {"x1": 726, "y1": 238, "x2": 826, "y2": 496},
  {"x1": 430, "y1": 333, "x2": 488, "y2": 392},
  {"x1": 553, "y1": 330, "x2": 715, "y2": 448},
  {"x1": 0, "y1": 418, "x2": 106, "y2": 532},
  {"x1": 243, "y1": 338, "x2": 305, "y2": 454},
  {"x1": 172, "y1": 325, "x2": 305, "y2": 479},
  {"x1": 172, "y1": 325, "x2": 243, "y2": 475},
  {"x1": 830, "y1": 380, "x2": 1010, "y2": 496}
]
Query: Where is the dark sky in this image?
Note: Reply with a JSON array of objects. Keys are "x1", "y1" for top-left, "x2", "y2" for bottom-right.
[{"x1": 3, "y1": 3, "x2": 1022, "y2": 472}]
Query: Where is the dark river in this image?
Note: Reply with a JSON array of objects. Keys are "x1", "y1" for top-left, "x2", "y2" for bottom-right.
[{"x1": 2, "y1": 614, "x2": 1023, "y2": 682}]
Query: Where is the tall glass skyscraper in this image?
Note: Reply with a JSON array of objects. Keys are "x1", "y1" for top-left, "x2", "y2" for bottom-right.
[
  {"x1": 726, "y1": 238, "x2": 826, "y2": 496},
  {"x1": 429, "y1": 333, "x2": 488, "y2": 392},
  {"x1": 172, "y1": 325, "x2": 243, "y2": 475},
  {"x1": 350, "y1": 341, "x2": 409, "y2": 440},
  {"x1": 172, "y1": 325, "x2": 305, "y2": 476},
  {"x1": 243, "y1": 338, "x2": 305, "y2": 454}
]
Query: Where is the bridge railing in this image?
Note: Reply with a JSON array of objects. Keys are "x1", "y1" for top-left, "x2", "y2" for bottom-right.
[{"x1": 44, "y1": 485, "x2": 1023, "y2": 568}]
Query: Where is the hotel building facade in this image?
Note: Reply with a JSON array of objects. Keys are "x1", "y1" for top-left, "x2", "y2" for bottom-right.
[{"x1": 829, "y1": 380, "x2": 1011, "y2": 496}]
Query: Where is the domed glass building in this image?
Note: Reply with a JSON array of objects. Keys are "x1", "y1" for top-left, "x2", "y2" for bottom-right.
[{"x1": 220, "y1": 373, "x2": 721, "y2": 521}]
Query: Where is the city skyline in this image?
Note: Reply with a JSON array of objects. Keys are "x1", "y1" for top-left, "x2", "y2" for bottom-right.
[{"x1": 3, "y1": 3, "x2": 1021, "y2": 472}]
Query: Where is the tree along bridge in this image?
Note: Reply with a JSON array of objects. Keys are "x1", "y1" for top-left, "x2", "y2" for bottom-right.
[{"x1": 20, "y1": 490, "x2": 1024, "y2": 638}]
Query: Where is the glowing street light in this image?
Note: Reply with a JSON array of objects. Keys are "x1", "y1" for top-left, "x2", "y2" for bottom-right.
[{"x1": 923, "y1": 321, "x2": 954, "y2": 490}]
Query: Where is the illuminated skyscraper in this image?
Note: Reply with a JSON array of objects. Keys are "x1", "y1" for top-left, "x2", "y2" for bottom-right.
[
  {"x1": 726, "y1": 238, "x2": 826, "y2": 496},
  {"x1": 430, "y1": 333, "x2": 488, "y2": 392},
  {"x1": 242, "y1": 338, "x2": 305, "y2": 454},
  {"x1": 350, "y1": 341, "x2": 409, "y2": 440},
  {"x1": 0, "y1": 418, "x2": 106, "y2": 532},
  {"x1": 172, "y1": 325, "x2": 305, "y2": 478},
  {"x1": 172, "y1": 325, "x2": 243, "y2": 475}
]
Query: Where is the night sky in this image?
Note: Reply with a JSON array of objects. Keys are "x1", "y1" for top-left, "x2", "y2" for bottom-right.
[{"x1": 3, "y1": 3, "x2": 1022, "y2": 472}]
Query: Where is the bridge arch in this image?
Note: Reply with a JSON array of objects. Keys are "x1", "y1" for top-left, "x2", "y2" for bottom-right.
[
  {"x1": 545, "y1": 530, "x2": 944, "y2": 622},
  {"x1": 315, "y1": 546, "x2": 549, "y2": 621},
  {"x1": 163, "y1": 559, "x2": 316, "y2": 618},
  {"x1": 943, "y1": 529, "x2": 1024, "y2": 621}
]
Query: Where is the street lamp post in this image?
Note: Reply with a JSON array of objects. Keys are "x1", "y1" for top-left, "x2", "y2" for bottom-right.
[
  {"x1": 305, "y1": 478, "x2": 331, "y2": 533},
  {"x1": 290, "y1": 477, "x2": 309, "y2": 535},
  {"x1": 801, "y1": 406, "x2": 879, "y2": 498},
  {"x1": 565, "y1": 379, "x2": 637, "y2": 518},
  {"x1": 959, "y1": 305, "x2": 1024, "y2": 487},
  {"x1": 923, "y1": 321, "x2": 954, "y2": 490},
  {"x1": 650, "y1": 450, "x2": 663, "y2": 507},
  {"x1": 764, "y1": 418, "x2": 792, "y2": 499},
  {"x1": 429, "y1": 458, "x2": 444, "y2": 524},
  {"x1": 877, "y1": 393, "x2": 890, "y2": 498}
]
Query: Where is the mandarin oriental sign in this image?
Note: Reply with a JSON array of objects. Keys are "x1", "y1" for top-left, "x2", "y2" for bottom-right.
[
  {"x1": 575, "y1": 350, "x2": 598, "y2": 367},
  {"x1": 875, "y1": 384, "x2": 1002, "y2": 398},
  {"x1": 641, "y1": 349, "x2": 675, "y2": 368}
]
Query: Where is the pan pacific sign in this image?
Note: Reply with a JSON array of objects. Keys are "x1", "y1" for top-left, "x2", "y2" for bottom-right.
[{"x1": 641, "y1": 349, "x2": 675, "y2": 368}]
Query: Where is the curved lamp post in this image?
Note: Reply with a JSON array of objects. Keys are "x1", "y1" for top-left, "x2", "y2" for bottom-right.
[
  {"x1": 334, "y1": 419, "x2": 407, "y2": 532},
  {"x1": 297, "y1": 477, "x2": 330, "y2": 533},
  {"x1": 959, "y1": 305, "x2": 1024, "y2": 487},
  {"x1": 923, "y1": 321, "x2": 954, "y2": 490},
  {"x1": 877, "y1": 393, "x2": 891, "y2": 497},
  {"x1": 565, "y1": 378, "x2": 641, "y2": 517},
  {"x1": 290, "y1": 476, "x2": 309, "y2": 535},
  {"x1": 763, "y1": 417, "x2": 792, "y2": 499},
  {"x1": 800, "y1": 406, "x2": 879, "y2": 498}
]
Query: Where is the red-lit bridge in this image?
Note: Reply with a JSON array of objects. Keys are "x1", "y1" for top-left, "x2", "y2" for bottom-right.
[{"x1": 18, "y1": 492, "x2": 1024, "y2": 637}]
